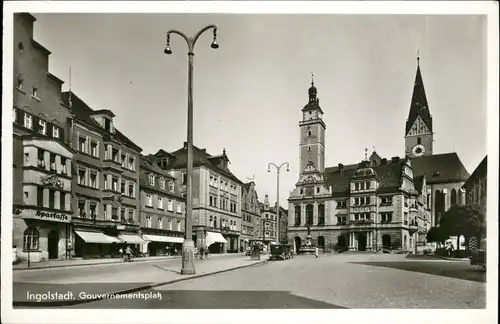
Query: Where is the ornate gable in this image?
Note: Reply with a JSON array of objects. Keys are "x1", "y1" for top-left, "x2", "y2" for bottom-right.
[{"x1": 407, "y1": 116, "x2": 431, "y2": 136}]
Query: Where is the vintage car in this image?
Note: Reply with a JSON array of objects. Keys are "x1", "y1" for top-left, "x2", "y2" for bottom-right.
[
  {"x1": 469, "y1": 238, "x2": 486, "y2": 269},
  {"x1": 268, "y1": 243, "x2": 293, "y2": 261}
]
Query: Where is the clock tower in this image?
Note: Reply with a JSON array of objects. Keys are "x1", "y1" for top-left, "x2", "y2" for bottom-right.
[
  {"x1": 299, "y1": 75, "x2": 326, "y2": 175},
  {"x1": 405, "y1": 56, "x2": 433, "y2": 157}
]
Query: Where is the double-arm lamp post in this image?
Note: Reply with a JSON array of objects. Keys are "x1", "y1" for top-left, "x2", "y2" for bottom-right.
[
  {"x1": 267, "y1": 162, "x2": 290, "y2": 244},
  {"x1": 164, "y1": 25, "x2": 219, "y2": 275}
]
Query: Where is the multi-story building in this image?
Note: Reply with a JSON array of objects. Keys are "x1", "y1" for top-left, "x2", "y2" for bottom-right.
[
  {"x1": 259, "y1": 195, "x2": 288, "y2": 246},
  {"x1": 153, "y1": 143, "x2": 243, "y2": 253},
  {"x1": 241, "y1": 182, "x2": 261, "y2": 250},
  {"x1": 463, "y1": 155, "x2": 487, "y2": 228},
  {"x1": 260, "y1": 195, "x2": 277, "y2": 245},
  {"x1": 288, "y1": 59, "x2": 469, "y2": 253},
  {"x1": 138, "y1": 155, "x2": 185, "y2": 256},
  {"x1": 60, "y1": 91, "x2": 145, "y2": 258},
  {"x1": 12, "y1": 13, "x2": 75, "y2": 262}
]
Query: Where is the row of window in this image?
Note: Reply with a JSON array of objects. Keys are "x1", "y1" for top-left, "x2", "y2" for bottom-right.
[
  {"x1": 78, "y1": 136, "x2": 99, "y2": 158},
  {"x1": 207, "y1": 215, "x2": 238, "y2": 230},
  {"x1": 144, "y1": 216, "x2": 182, "y2": 231},
  {"x1": 145, "y1": 193, "x2": 182, "y2": 213},
  {"x1": 28, "y1": 149, "x2": 70, "y2": 176},
  {"x1": 209, "y1": 175, "x2": 238, "y2": 195},
  {"x1": 208, "y1": 195, "x2": 237, "y2": 213},
  {"x1": 16, "y1": 73, "x2": 40, "y2": 99},
  {"x1": 14, "y1": 108, "x2": 62, "y2": 139},
  {"x1": 148, "y1": 173, "x2": 175, "y2": 192},
  {"x1": 104, "y1": 146, "x2": 136, "y2": 171},
  {"x1": 354, "y1": 182, "x2": 372, "y2": 191},
  {"x1": 32, "y1": 187, "x2": 68, "y2": 210},
  {"x1": 241, "y1": 225, "x2": 254, "y2": 236},
  {"x1": 77, "y1": 168, "x2": 99, "y2": 189},
  {"x1": 77, "y1": 200, "x2": 136, "y2": 223}
]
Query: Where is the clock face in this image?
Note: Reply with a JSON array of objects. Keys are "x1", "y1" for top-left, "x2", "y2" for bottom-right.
[{"x1": 412, "y1": 144, "x2": 426, "y2": 156}]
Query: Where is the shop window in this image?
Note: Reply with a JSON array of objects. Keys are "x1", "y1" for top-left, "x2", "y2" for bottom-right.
[{"x1": 23, "y1": 227, "x2": 39, "y2": 251}]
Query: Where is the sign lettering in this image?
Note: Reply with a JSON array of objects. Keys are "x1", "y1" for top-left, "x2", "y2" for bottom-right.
[{"x1": 35, "y1": 210, "x2": 69, "y2": 222}]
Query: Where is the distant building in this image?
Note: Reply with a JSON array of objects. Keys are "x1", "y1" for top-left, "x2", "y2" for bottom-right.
[
  {"x1": 153, "y1": 144, "x2": 243, "y2": 253},
  {"x1": 138, "y1": 155, "x2": 185, "y2": 256},
  {"x1": 288, "y1": 58, "x2": 469, "y2": 253},
  {"x1": 463, "y1": 155, "x2": 487, "y2": 229},
  {"x1": 241, "y1": 182, "x2": 261, "y2": 250},
  {"x1": 60, "y1": 91, "x2": 145, "y2": 259},
  {"x1": 12, "y1": 13, "x2": 75, "y2": 262}
]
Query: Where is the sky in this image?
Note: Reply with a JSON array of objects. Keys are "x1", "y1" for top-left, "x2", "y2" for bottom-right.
[{"x1": 32, "y1": 13, "x2": 487, "y2": 207}]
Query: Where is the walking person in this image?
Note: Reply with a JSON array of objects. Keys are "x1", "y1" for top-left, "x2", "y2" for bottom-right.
[
  {"x1": 199, "y1": 246, "x2": 205, "y2": 260},
  {"x1": 315, "y1": 246, "x2": 319, "y2": 258}
]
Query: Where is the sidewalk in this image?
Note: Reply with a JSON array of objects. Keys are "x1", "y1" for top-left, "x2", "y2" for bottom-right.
[
  {"x1": 13, "y1": 253, "x2": 243, "y2": 270},
  {"x1": 13, "y1": 255, "x2": 267, "y2": 307}
]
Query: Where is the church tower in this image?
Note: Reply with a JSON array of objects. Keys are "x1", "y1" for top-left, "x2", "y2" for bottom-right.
[
  {"x1": 405, "y1": 56, "x2": 434, "y2": 157},
  {"x1": 299, "y1": 75, "x2": 326, "y2": 174}
]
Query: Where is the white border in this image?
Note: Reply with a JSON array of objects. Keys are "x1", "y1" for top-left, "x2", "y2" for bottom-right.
[{"x1": 2, "y1": 2, "x2": 499, "y2": 324}]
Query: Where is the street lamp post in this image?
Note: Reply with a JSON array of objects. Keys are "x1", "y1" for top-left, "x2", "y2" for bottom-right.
[
  {"x1": 164, "y1": 25, "x2": 219, "y2": 275},
  {"x1": 267, "y1": 162, "x2": 290, "y2": 244}
]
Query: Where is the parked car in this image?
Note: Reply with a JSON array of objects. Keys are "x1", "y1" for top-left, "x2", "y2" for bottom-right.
[{"x1": 469, "y1": 238, "x2": 486, "y2": 269}]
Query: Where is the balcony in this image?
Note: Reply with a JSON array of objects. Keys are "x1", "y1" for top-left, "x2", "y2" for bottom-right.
[
  {"x1": 408, "y1": 221, "x2": 418, "y2": 234},
  {"x1": 349, "y1": 219, "x2": 374, "y2": 227}
]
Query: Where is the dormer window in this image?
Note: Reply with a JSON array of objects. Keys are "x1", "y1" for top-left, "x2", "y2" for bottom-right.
[
  {"x1": 38, "y1": 119, "x2": 47, "y2": 135},
  {"x1": 159, "y1": 178, "x2": 165, "y2": 190},
  {"x1": 149, "y1": 174, "x2": 155, "y2": 186},
  {"x1": 168, "y1": 181, "x2": 175, "y2": 192},
  {"x1": 307, "y1": 131, "x2": 312, "y2": 137},
  {"x1": 104, "y1": 118, "x2": 112, "y2": 132},
  {"x1": 24, "y1": 113, "x2": 32, "y2": 129},
  {"x1": 32, "y1": 85, "x2": 38, "y2": 98},
  {"x1": 52, "y1": 126, "x2": 60, "y2": 138}
]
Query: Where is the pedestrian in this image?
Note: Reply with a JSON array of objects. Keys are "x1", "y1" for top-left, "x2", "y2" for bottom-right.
[
  {"x1": 199, "y1": 246, "x2": 204, "y2": 260},
  {"x1": 315, "y1": 246, "x2": 319, "y2": 258}
]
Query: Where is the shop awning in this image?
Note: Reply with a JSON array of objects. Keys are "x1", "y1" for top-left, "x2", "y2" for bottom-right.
[
  {"x1": 75, "y1": 231, "x2": 121, "y2": 244},
  {"x1": 143, "y1": 234, "x2": 184, "y2": 244},
  {"x1": 206, "y1": 232, "x2": 228, "y2": 247},
  {"x1": 118, "y1": 234, "x2": 147, "y2": 244}
]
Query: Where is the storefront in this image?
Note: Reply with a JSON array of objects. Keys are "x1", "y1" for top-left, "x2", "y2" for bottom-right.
[
  {"x1": 206, "y1": 231, "x2": 228, "y2": 254},
  {"x1": 73, "y1": 228, "x2": 122, "y2": 258},
  {"x1": 142, "y1": 234, "x2": 184, "y2": 256},
  {"x1": 117, "y1": 232, "x2": 147, "y2": 256},
  {"x1": 13, "y1": 208, "x2": 72, "y2": 263}
]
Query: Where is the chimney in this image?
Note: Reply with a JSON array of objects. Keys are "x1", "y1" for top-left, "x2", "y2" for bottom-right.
[
  {"x1": 201, "y1": 149, "x2": 206, "y2": 153},
  {"x1": 183, "y1": 141, "x2": 188, "y2": 149},
  {"x1": 391, "y1": 156, "x2": 400, "y2": 162},
  {"x1": 338, "y1": 163, "x2": 344, "y2": 175},
  {"x1": 381, "y1": 158, "x2": 388, "y2": 165}
]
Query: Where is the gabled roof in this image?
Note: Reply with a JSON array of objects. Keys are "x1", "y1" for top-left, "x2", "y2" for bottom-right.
[
  {"x1": 411, "y1": 153, "x2": 469, "y2": 184},
  {"x1": 463, "y1": 155, "x2": 487, "y2": 188},
  {"x1": 324, "y1": 159, "x2": 405, "y2": 196},
  {"x1": 405, "y1": 60, "x2": 433, "y2": 135},
  {"x1": 167, "y1": 144, "x2": 243, "y2": 185},
  {"x1": 61, "y1": 91, "x2": 142, "y2": 152}
]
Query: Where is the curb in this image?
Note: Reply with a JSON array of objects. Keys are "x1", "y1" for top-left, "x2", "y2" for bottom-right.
[
  {"x1": 433, "y1": 255, "x2": 469, "y2": 262},
  {"x1": 13, "y1": 256, "x2": 182, "y2": 271},
  {"x1": 13, "y1": 260, "x2": 268, "y2": 307}
]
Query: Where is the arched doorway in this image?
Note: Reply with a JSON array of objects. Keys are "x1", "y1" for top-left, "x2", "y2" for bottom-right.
[
  {"x1": 337, "y1": 234, "x2": 347, "y2": 251},
  {"x1": 382, "y1": 234, "x2": 391, "y2": 249},
  {"x1": 294, "y1": 237, "x2": 302, "y2": 253},
  {"x1": 317, "y1": 236, "x2": 325, "y2": 249},
  {"x1": 48, "y1": 230, "x2": 60, "y2": 259},
  {"x1": 358, "y1": 233, "x2": 367, "y2": 251},
  {"x1": 208, "y1": 242, "x2": 222, "y2": 254}
]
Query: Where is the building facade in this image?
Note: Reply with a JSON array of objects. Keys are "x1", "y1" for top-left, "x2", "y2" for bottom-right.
[
  {"x1": 12, "y1": 13, "x2": 75, "y2": 262},
  {"x1": 61, "y1": 91, "x2": 145, "y2": 259},
  {"x1": 241, "y1": 182, "x2": 261, "y2": 250},
  {"x1": 154, "y1": 144, "x2": 243, "y2": 253},
  {"x1": 288, "y1": 59, "x2": 469, "y2": 253},
  {"x1": 138, "y1": 155, "x2": 185, "y2": 256},
  {"x1": 463, "y1": 155, "x2": 487, "y2": 227}
]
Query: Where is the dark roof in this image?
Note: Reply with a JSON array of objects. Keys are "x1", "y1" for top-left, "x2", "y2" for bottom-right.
[
  {"x1": 324, "y1": 152, "x2": 470, "y2": 196},
  {"x1": 463, "y1": 155, "x2": 487, "y2": 188},
  {"x1": 325, "y1": 159, "x2": 405, "y2": 196},
  {"x1": 302, "y1": 81, "x2": 324, "y2": 114},
  {"x1": 411, "y1": 153, "x2": 469, "y2": 184},
  {"x1": 414, "y1": 175, "x2": 425, "y2": 193},
  {"x1": 61, "y1": 91, "x2": 142, "y2": 152},
  {"x1": 167, "y1": 144, "x2": 243, "y2": 185},
  {"x1": 140, "y1": 155, "x2": 175, "y2": 179},
  {"x1": 139, "y1": 155, "x2": 183, "y2": 198},
  {"x1": 405, "y1": 61, "x2": 433, "y2": 134}
]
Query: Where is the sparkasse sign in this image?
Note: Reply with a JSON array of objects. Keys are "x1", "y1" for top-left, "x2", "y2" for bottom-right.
[{"x1": 36, "y1": 210, "x2": 70, "y2": 222}]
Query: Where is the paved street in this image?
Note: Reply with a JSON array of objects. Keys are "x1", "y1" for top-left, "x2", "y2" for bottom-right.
[
  {"x1": 13, "y1": 254, "x2": 263, "y2": 305},
  {"x1": 57, "y1": 253, "x2": 486, "y2": 309}
]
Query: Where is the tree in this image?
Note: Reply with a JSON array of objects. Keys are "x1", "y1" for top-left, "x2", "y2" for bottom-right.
[
  {"x1": 426, "y1": 226, "x2": 449, "y2": 245},
  {"x1": 439, "y1": 204, "x2": 486, "y2": 249}
]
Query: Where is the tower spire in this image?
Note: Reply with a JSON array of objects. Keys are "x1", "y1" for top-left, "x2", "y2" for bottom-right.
[
  {"x1": 364, "y1": 147, "x2": 368, "y2": 161},
  {"x1": 311, "y1": 72, "x2": 314, "y2": 86},
  {"x1": 405, "y1": 57, "x2": 432, "y2": 135},
  {"x1": 417, "y1": 49, "x2": 420, "y2": 65}
]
